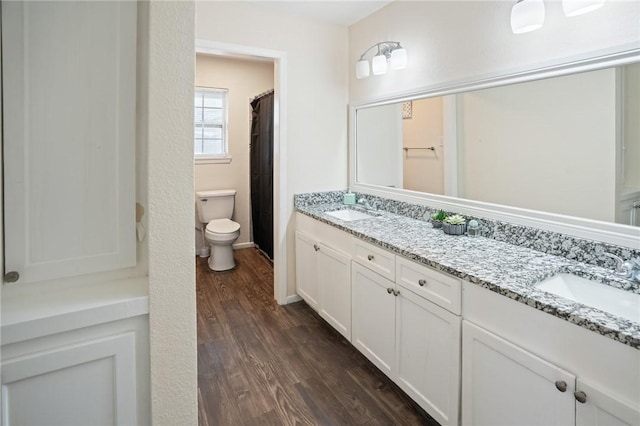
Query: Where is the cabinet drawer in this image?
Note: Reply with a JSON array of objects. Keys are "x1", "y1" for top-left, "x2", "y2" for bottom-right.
[
  {"x1": 396, "y1": 256, "x2": 461, "y2": 315},
  {"x1": 353, "y1": 239, "x2": 395, "y2": 281}
]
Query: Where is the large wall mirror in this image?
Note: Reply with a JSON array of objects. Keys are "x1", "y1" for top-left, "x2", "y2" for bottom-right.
[{"x1": 352, "y1": 55, "x2": 640, "y2": 244}]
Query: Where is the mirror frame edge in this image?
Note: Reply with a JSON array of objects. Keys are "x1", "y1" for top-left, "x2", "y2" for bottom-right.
[{"x1": 349, "y1": 46, "x2": 640, "y2": 250}]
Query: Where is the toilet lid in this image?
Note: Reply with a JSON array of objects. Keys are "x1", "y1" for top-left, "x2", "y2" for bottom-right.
[{"x1": 206, "y1": 218, "x2": 240, "y2": 234}]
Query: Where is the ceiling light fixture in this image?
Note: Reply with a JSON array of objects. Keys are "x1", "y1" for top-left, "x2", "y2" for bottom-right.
[
  {"x1": 562, "y1": 0, "x2": 606, "y2": 16},
  {"x1": 511, "y1": 0, "x2": 546, "y2": 34},
  {"x1": 355, "y1": 41, "x2": 407, "y2": 79}
]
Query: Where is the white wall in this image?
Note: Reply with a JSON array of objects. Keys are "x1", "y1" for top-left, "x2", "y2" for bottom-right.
[
  {"x1": 349, "y1": 0, "x2": 640, "y2": 102},
  {"x1": 146, "y1": 1, "x2": 197, "y2": 424},
  {"x1": 457, "y1": 68, "x2": 617, "y2": 222},
  {"x1": 403, "y1": 97, "x2": 445, "y2": 194},
  {"x1": 194, "y1": 55, "x2": 274, "y2": 251},
  {"x1": 196, "y1": 1, "x2": 349, "y2": 296},
  {"x1": 357, "y1": 103, "x2": 403, "y2": 188}
]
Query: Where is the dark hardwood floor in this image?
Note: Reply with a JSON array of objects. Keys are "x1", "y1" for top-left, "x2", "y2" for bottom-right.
[{"x1": 197, "y1": 248, "x2": 440, "y2": 426}]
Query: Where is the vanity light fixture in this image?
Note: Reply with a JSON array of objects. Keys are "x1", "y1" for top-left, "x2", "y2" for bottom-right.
[
  {"x1": 562, "y1": 0, "x2": 606, "y2": 16},
  {"x1": 356, "y1": 41, "x2": 407, "y2": 79},
  {"x1": 511, "y1": 0, "x2": 546, "y2": 34}
]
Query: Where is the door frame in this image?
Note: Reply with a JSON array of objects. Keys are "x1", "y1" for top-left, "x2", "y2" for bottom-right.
[{"x1": 195, "y1": 39, "x2": 288, "y2": 304}]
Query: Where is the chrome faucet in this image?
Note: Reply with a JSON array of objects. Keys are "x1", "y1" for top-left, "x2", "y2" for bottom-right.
[
  {"x1": 604, "y1": 253, "x2": 640, "y2": 283},
  {"x1": 357, "y1": 197, "x2": 378, "y2": 211}
]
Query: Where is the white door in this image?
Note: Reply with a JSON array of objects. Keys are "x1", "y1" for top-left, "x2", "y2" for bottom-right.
[
  {"x1": 351, "y1": 263, "x2": 396, "y2": 375},
  {"x1": 295, "y1": 231, "x2": 319, "y2": 310},
  {"x1": 395, "y1": 289, "x2": 461, "y2": 426},
  {"x1": 2, "y1": 1, "x2": 137, "y2": 284},
  {"x1": 317, "y1": 243, "x2": 352, "y2": 340},
  {"x1": 462, "y1": 321, "x2": 575, "y2": 426},
  {"x1": 575, "y1": 379, "x2": 640, "y2": 426}
]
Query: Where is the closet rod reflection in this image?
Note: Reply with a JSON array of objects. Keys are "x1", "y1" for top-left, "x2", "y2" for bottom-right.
[{"x1": 402, "y1": 146, "x2": 435, "y2": 151}]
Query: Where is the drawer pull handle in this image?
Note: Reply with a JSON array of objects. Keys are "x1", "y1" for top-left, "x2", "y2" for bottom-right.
[
  {"x1": 367, "y1": 254, "x2": 374, "y2": 261},
  {"x1": 574, "y1": 391, "x2": 587, "y2": 404},
  {"x1": 387, "y1": 288, "x2": 393, "y2": 294},
  {"x1": 418, "y1": 279, "x2": 427, "y2": 286},
  {"x1": 555, "y1": 381, "x2": 567, "y2": 392},
  {"x1": 313, "y1": 244, "x2": 320, "y2": 252}
]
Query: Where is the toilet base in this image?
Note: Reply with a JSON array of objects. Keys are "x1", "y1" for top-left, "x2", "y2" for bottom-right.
[{"x1": 207, "y1": 244, "x2": 236, "y2": 271}]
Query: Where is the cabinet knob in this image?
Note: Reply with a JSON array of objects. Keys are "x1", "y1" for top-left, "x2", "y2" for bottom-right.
[
  {"x1": 574, "y1": 391, "x2": 587, "y2": 404},
  {"x1": 313, "y1": 244, "x2": 319, "y2": 252},
  {"x1": 367, "y1": 254, "x2": 375, "y2": 261},
  {"x1": 387, "y1": 288, "x2": 393, "y2": 294},
  {"x1": 393, "y1": 289, "x2": 400, "y2": 297},
  {"x1": 4, "y1": 271, "x2": 20, "y2": 283},
  {"x1": 418, "y1": 279, "x2": 427, "y2": 286},
  {"x1": 555, "y1": 381, "x2": 567, "y2": 392}
]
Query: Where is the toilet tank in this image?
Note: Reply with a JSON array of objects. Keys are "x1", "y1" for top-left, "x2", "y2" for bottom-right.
[{"x1": 196, "y1": 189, "x2": 236, "y2": 223}]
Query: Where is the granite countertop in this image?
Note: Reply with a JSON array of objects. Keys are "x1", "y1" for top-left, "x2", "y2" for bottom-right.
[{"x1": 296, "y1": 202, "x2": 640, "y2": 349}]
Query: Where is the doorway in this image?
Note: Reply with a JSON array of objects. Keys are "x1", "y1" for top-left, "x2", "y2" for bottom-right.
[{"x1": 195, "y1": 40, "x2": 287, "y2": 304}]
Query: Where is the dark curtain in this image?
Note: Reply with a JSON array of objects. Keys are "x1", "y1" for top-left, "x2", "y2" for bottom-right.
[{"x1": 250, "y1": 91, "x2": 274, "y2": 260}]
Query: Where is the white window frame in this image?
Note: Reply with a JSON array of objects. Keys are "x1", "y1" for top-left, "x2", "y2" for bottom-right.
[{"x1": 194, "y1": 86, "x2": 231, "y2": 164}]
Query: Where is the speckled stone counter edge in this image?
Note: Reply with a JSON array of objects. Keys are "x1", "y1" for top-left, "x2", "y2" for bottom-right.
[
  {"x1": 294, "y1": 190, "x2": 640, "y2": 349},
  {"x1": 294, "y1": 191, "x2": 640, "y2": 269}
]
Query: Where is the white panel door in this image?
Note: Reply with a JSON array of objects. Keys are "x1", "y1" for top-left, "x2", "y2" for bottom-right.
[
  {"x1": 2, "y1": 333, "x2": 137, "y2": 425},
  {"x1": 462, "y1": 321, "x2": 575, "y2": 426},
  {"x1": 351, "y1": 263, "x2": 396, "y2": 376},
  {"x1": 317, "y1": 242, "x2": 351, "y2": 340},
  {"x1": 575, "y1": 379, "x2": 640, "y2": 426},
  {"x1": 295, "y1": 231, "x2": 319, "y2": 310},
  {"x1": 395, "y1": 289, "x2": 461, "y2": 426},
  {"x1": 2, "y1": 1, "x2": 137, "y2": 283}
]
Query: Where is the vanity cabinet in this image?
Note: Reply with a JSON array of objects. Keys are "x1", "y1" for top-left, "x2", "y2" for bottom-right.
[
  {"x1": 462, "y1": 321, "x2": 575, "y2": 426},
  {"x1": 351, "y1": 246, "x2": 462, "y2": 426},
  {"x1": 462, "y1": 282, "x2": 640, "y2": 426},
  {"x1": 295, "y1": 214, "x2": 353, "y2": 340}
]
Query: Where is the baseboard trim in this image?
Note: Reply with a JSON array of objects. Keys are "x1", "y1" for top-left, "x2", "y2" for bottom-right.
[
  {"x1": 286, "y1": 294, "x2": 302, "y2": 304},
  {"x1": 233, "y1": 242, "x2": 255, "y2": 250}
]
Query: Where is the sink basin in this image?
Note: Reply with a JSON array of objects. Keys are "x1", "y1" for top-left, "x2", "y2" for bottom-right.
[
  {"x1": 535, "y1": 273, "x2": 640, "y2": 323},
  {"x1": 325, "y1": 209, "x2": 379, "y2": 221}
]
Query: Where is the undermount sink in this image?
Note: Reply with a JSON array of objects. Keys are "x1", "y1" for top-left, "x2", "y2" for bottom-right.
[
  {"x1": 325, "y1": 209, "x2": 380, "y2": 222},
  {"x1": 535, "y1": 273, "x2": 640, "y2": 323}
]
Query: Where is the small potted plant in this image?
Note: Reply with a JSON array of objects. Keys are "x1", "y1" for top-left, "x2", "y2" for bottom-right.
[
  {"x1": 443, "y1": 214, "x2": 467, "y2": 235},
  {"x1": 429, "y1": 210, "x2": 446, "y2": 228}
]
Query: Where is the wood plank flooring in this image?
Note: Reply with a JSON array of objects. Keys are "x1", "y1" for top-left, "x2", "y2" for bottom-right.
[{"x1": 197, "y1": 248, "x2": 440, "y2": 426}]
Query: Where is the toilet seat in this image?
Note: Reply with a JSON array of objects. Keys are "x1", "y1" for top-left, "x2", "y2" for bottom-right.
[{"x1": 205, "y1": 218, "x2": 240, "y2": 236}]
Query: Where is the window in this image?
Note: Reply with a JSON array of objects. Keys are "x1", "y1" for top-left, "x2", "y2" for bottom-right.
[{"x1": 194, "y1": 87, "x2": 229, "y2": 162}]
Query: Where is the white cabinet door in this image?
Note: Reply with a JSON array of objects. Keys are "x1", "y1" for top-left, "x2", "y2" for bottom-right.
[
  {"x1": 295, "y1": 231, "x2": 319, "y2": 310},
  {"x1": 2, "y1": 333, "x2": 137, "y2": 425},
  {"x1": 395, "y1": 289, "x2": 461, "y2": 426},
  {"x1": 462, "y1": 321, "x2": 575, "y2": 426},
  {"x1": 575, "y1": 379, "x2": 640, "y2": 426},
  {"x1": 2, "y1": 1, "x2": 137, "y2": 284},
  {"x1": 351, "y1": 263, "x2": 396, "y2": 376},
  {"x1": 317, "y1": 243, "x2": 351, "y2": 340}
]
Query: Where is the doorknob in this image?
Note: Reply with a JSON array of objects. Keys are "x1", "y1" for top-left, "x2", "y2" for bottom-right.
[{"x1": 4, "y1": 271, "x2": 20, "y2": 283}]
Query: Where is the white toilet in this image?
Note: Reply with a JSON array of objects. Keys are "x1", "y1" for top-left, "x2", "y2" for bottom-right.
[{"x1": 196, "y1": 189, "x2": 241, "y2": 271}]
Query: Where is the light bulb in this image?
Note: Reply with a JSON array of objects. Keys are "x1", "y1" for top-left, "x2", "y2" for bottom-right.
[
  {"x1": 372, "y1": 54, "x2": 388, "y2": 75},
  {"x1": 511, "y1": 0, "x2": 545, "y2": 34},
  {"x1": 390, "y1": 48, "x2": 407, "y2": 70},
  {"x1": 355, "y1": 59, "x2": 370, "y2": 79}
]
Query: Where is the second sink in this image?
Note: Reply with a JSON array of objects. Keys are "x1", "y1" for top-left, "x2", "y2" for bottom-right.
[{"x1": 535, "y1": 273, "x2": 640, "y2": 323}]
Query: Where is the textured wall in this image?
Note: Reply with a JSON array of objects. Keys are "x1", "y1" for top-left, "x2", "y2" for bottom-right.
[
  {"x1": 349, "y1": 0, "x2": 640, "y2": 101},
  {"x1": 146, "y1": 1, "x2": 197, "y2": 425}
]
